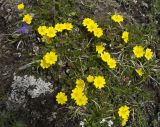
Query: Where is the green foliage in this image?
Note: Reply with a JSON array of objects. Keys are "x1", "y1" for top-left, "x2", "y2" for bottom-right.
[
  {"x1": 0, "y1": 111, "x2": 27, "y2": 127},
  {"x1": 11, "y1": 0, "x2": 160, "y2": 126}
]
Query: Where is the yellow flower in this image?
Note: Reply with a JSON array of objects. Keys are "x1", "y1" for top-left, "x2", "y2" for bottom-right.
[
  {"x1": 56, "y1": 92, "x2": 68, "y2": 105},
  {"x1": 122, "y1": 31, "x2": 129, "y2": 43},
  {"x1": 82, "y1": 18, "x2": 94, "y2": 27},
  {"x1": 43, "y1": 51, "x2": 58, "y2": 65},
  {"x1": 71, "y1": 87, "x2": 88, "y2": 106},
  {"x1": 107, "y1": 58, "x2": 117, "y2": 69},
  {"x1": 145, "y1": 48, "x2": 153, "y2": 60},
  {"x1": 100, "y1": 51, "x2": 111, "y2": 62},
  {"x1": 82, "y1": 18, "x2": 103, "y2": 38},
  {"x1": 96, "y1": 44, "x2": 105, "y2": 54},
  {"x1": 55, "y1": 23, "x2": 73, "y2": 32},
  {"x1": 22, "y1": 14, "x2": 32, "y2": 24},
  {"x1": 55, "y1": 23, "x2": 65, "y2": 32},
  {"x1": 38, "y1": 26, "x2": 48, "y2": 36},
  {"x1": 100, "y1": 51, "x2": 117, "y2": 69},
  {"x1": 136, "y1": 68, "x2": 144, "y2": 77},
  {"x1": 76, "y1": 79, "x2": 85, "y2": 90},
  {"x1": 111, "y1": 14, "x2": 124, "y2": 23},
  {"x1": 17, "y1": 3, "x2": 24, "y2": 10},
  {"x1": 63, "y1": 23, "x2": 73, "y2": 31},
  {"x1": 93, "y1": 28, "x2": 103, "y2": 38},
  {"x1": 46, "y1": 27, "x2": 57, "y2": 38},
  {"x1": 93, "y1": 76, "x2": 106, "y2": 89},
  {"x1": 122, "y1": 118, "x2": 128, "y2": 126},
  {"x1": 118, "y1": 105, "x2": 130, "y2": 126},
  {"x1": 118, "y1": 105, "x2": 130, "y2": 119},
  {"x1": 75, "y1": 94, "x2": 88, "y2": 106},
  {"x1": 40, "y1": 59, "x2": 50, "y2": 69},
  {"x1": 86, "y1": 22, "x2": 98, "y2": 32},
  {"x1": 87, "y1": 75, "x2": 94, "y2": 83},
  {"x1": 40, "y1": 51, "x2": 58, "y2": 69},
  {"x1": 133, "y1": 45, "x2": 144, "y2": 58},
  {"x1": 71, "y1": 87, "x2": 84, "y2": 100}
]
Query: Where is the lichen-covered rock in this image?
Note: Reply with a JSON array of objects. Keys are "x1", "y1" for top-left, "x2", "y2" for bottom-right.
[{"x1": 8, "y1": 75, "x2": 54, "y2": 105}]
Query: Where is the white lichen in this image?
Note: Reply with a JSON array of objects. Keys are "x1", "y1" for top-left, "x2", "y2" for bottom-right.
[
  {"x1": 100, "y1": 118, "x2": 114, "y2": 127},
  {"x1": 107, "y1": 120, "x2": 113, "y2": 127},
  {"x1": 80, "y1": 121, "x2": 85, "y2": 127},
  {"x1": 8, "y1": 75, "x2": 54, "y2": 104},
  {"x1": 100, "y1": 118, "x2": 106, "y2": 124}
]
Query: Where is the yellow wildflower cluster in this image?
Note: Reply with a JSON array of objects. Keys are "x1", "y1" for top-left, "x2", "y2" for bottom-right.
[
  {"x1": 82, "y1": 18, "x2": 103, "y2": 38},
  {"x1": 40, "y1": 51, "x2": 58, "y2": 69},
  {"x1": 56, "y1": 92, "x2": 68, "y2": 105},
  {"x1": 17, "y1": 3, "x2": 33, "y2": 25},
  {"x1": 101, "y1": 51, "x2": 117, "y2": 69},
  {"x1": 55, "y1": 23, "x2": 73, "y2": 32},
  {"x1": 38, "y1": 26, "x2": 57, "y2": 39},
  {"x1": 17, "y1": 3, "x2": 24, "y2": 10},
  {"x1": 17, "y1": 5, "x2": 157, "y2": 125},
  {"x1": 133, "y1": 46, "x2": 153, "y2": 60},
  {"x1": 118, "y1": 105, "x2": 130, "y2": 126},
  {"x1": 37, "y1": 26, "x2": 55, "y2": 44},
  {"x1": 37, "y1": 23, "x2": 73, "y2": 43},
  {"x1": 22, "y1": 14, "x2": 33, "y2": 24},
  {"x1": 96, "y1": 44, "x2": 117, "y2": 69},
  {"x1": 71, "y1": 79, "x2": 88, "y2": 106},
  {"x1": 122, "y1": 31, "x2": 129, "y2": 43},
  {"x1": 87, "y1": 75, "x2": 106, "y2": 89},
  {"x1": 111, "y1": 14, "x2": 124, "y2": 23},
  {"x1": 70, "y1": 75, "x2": 106, "y2": 106}
]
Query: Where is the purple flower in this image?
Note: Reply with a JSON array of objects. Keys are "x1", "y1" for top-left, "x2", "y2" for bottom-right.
[{"x1": 19, "y1": 22, "x2": 30, "y2": 34}]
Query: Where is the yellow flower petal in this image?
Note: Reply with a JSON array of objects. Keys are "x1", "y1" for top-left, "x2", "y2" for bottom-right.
[
  {"x1": 93, "y1": 76, "x2": 106, "y2": 89},
  {"x1": 136, "y1": 68, "x2": 144, "y2": 77},
  {"x1": 145, "y1": 48, "x2": 153, "y2": 60},
  {"x1": 87, "y1": 75, "x2": 94, "y2": 83},
  {"x1": 56, "y1": 92, "x2": 68, "y2": 105},
  {"x1": 22, "y1": 14, "x2": 33, "y2": 24},
  {"x1": 133, "y1": 45, "x2": 144, "y2": 58},
  {"x1": 111, "y1": 14, "x2": 124, "y2": 23},
  {"x1": 17, "y1": 3, "x2": 24, "y2": 10}
]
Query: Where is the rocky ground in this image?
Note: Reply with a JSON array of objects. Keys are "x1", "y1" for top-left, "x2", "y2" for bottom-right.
[{"x1": 0, "y1": 0, "x2": 160, "y2": 127}]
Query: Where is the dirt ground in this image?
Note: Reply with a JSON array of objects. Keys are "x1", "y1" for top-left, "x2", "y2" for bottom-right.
[{"x1": 0, "y1": 1, "x2": 18, "y2": 98}]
